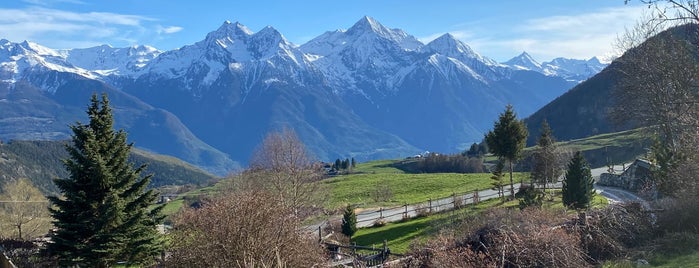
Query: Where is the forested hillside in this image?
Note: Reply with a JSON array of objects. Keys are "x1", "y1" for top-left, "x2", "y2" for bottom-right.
[{"x1": 0, "y1": 140, "x2": 219, "y2": 194}]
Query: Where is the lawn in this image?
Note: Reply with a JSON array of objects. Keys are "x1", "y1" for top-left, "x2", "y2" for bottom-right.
[
  {"x1": 324, "y1": 159, "x2": 528, "y2": 210},
  {"x1": 352, "y1": 200, "x2": 496, "y2": 254}
]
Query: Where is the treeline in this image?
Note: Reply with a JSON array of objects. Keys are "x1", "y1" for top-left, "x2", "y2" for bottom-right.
[
  {"x1": 397, "y1": 153, "x2": 485, "y2": 173},
  {"x1": 0, "y1": 140, "x2": 218, "y2": 195}
]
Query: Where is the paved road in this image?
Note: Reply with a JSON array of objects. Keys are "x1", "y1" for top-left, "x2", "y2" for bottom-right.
[{"x1": 355, "y1": 184, "x2": 519, "y2": 228}]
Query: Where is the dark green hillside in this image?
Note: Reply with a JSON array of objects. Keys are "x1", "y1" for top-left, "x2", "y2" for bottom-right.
[
  {"x1": 0, "y1": 140, "x2": 219, "y2": 195},
  {"x1": 524, "y1": 61, "x2": 631, "y2": 146},
  {"x1": 525, "y1": 24, "x2": 699, "y2": 145}
]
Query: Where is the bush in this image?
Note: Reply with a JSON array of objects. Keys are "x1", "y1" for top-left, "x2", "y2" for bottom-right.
[
  {"x1": 407, "y1": 208, "x2": 589, "y2": 267},
  {"x1": 371, "y1": 181, "x2": 393, "y2": 202},
  {"x1": 655, "y1": 194, "x2": 699, "y2": 234},
  {"x1": 516, "y1": 185, "x2": 544, "y2": 210},
  {"x1": 576, "y1": 203, "x2": 655, "y2": 262},
  {"x1": 165, "y1": 190, "x2": 324, "y2": 267}
]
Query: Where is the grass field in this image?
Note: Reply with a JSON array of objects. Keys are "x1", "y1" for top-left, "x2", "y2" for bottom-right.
[
  {"x1": 352, "y1": 198, "x2": 502, "y2": 254},
  {"x1": 352, "y1": 190, "x2": 609, "y2": 254},
  {"x1": 324, "y1": 159, "x2": 526, "y2": 210}
]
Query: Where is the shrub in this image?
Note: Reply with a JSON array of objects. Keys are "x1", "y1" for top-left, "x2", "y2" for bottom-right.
[
  {"x1": 414, "y1": 204, "x2": 431, "y2": 218},
  {"x1": 165, "y1": 190, "x2": 324, "y2": 267},
  {"x1": 516, "y1": 185, "x2": 544, "y2": 210},
  {"x1": 407, "y1": 208, "x2": 589, "y2": 267}
]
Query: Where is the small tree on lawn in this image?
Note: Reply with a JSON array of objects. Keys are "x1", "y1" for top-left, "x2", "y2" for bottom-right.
[
  {"x1": 486, "y1": 104, "x2": 528, "y2": 198},
  {"x1": 490, "y1": 159, "x2": 506, "y2": 199},
  {"x1": 562, "y1": 151, "x2": 595, "y2": 210},
  {"x1": 341, "y1": 205, "x2": 357, "y2": 239},
  {"x1": 531, "y1": 120, "x2": 561, "y2": 195}
]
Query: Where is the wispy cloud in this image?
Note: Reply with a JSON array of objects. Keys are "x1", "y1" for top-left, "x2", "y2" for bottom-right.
[
  {"x1": 429, "y1": 6, "x2": 647, "y2": 62},
  {"x1": 0, "y1": 6, "x2": 180, "y2": 49},
  {"x1": 158, "y1": 26, "x2": 184, "y2": 34}
]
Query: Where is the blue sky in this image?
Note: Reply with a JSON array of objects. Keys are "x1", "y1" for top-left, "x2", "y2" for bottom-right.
[{"x1": 0, "y1": 0, "x2": 648, "y2": 62}]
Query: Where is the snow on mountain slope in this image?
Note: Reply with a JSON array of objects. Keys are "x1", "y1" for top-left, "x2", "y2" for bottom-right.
[
  {"x1": 139, "y1": 21, "x2": 314, "y2": 90},
  {"x1": 541, "y1": 57, "x2": 606, "y2": 82},
  {"x1": 0, "y1": 39, "x2": 98, "y2": 92},
  {"x1": 61, "y1": 44, "x2": 161, "y2": 77},
  {"x1": 300, "y1": 16, "x2": 423, "y2": 95},
  {"x1": 503, "y1": 52, "x2": 608, "y2": 82},
  {"x1": 503, "y1": 51, "x2": 543, "y2": 72},
  {"x1": 423, "y1": 33, "x2": 508, "y2": 81}
]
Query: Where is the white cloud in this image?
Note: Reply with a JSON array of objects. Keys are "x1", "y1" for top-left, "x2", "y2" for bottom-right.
[
  {"x1": 159, "y1": 26, "x2": 184, "y2": 34},
  {"x1": 0, "y1": 6, "x2": 170, "y2": 49}
]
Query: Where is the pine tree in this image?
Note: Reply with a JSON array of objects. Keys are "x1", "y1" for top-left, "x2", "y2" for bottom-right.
[
  {"x1": 490, "y1": 159, "x2": 506, "y2": 199},
  {"x1": 486, "y1": 105, "x2": 528, "y2": 198},
  {"x1": 562, "y1": 151, "x2": 595, "y2": 210},
  {"x1": 531, "y1": 120, "x2": 560, "y2": 194},
  {"x1": 46, "y1": 93, "x2": 163, "y2": 267},
  {"x1": 341, "y1": 205, "x2": 357, "y2": 239}
]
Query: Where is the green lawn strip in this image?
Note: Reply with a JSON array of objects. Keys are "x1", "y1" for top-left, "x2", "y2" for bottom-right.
[
  {"x1": 325, "y1": 172, "x2": 528, "y2": 210},
  {"x1": 352, "y1": 199, "x2": 502, "y2": 254},
  {"x1": 652, "y1": 250, "x2": 699, "y2": 267},
  {"x1": 351, "y1": 159, "x2": 405, "y2": 174}
]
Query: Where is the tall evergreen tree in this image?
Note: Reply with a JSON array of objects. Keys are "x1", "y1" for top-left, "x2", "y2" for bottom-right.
[
  {"x1": 46, "y1": 93, "x2": 163, "y2": 267},
  {"x1": 531, "y1": 120, "x2": 560, "y2": 194},
  {"x1": 486, "y1": 105, "x2": 528, "y2": 197},
  {"x1": 562, "y1": 151, "x2": 595, "y2": 210},
  {"x1": 341, "y1": 205, "x2": 357, "y2": 239}
]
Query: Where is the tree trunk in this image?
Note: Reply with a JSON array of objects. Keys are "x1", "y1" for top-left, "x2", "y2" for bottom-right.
[
  {"x1": 509, "y1": 160, "x2": 515, "y2": 197},
  {"x1": 17, "y1": 223, "x2": 22, "y2": 240}
]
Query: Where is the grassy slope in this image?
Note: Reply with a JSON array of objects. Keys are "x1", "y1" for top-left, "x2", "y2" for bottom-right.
[{"x1": 0, "y1": 140, "x2": 219, "y2": 195}]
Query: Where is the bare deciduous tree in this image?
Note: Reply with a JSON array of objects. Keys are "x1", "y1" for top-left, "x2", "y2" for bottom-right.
[
  {"x1": 165, "y1": 190, "x2": 324, "y2": 267},
  {"x1": 613, "y1": 11, "x2": 699, "y2": 196},
  {"x1": 241, "y1": 128, "x2": 326, "y2": 218},
  {"x1": 0, "y1": 178, "x2": 51, "y2": 240}
]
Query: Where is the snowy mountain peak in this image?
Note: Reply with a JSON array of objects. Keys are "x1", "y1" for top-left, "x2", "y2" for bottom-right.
[
  {"x1": 424, "y1": 33, "x2": 501, "y2": 70},
  {"x1": 502, "y1": 52, "x2": 608, "y2": 82},
  {"x1": 62, "y1": 44, "x2": 161, "y2": 76},
  {"x1": 207, "y1": 20, "x2": 253, "y2": 42},
  {"x1": 348, "y1": 16, "x2": 383, "y2": 34},
  {"x1": 426, "y1": 33, "x2": 475, "y2": 56},
  {"x1": 504, "y1": 51, "x2": 542, "y2": 71},
  {"x1": 346, "y1": 16, "x2": 423, "y2": 50}
]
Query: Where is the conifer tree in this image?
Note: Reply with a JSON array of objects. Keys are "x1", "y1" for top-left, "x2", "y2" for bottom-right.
[
  {"x1": 490, "y1": 159, "x2": 506, "y2": 199},
  {"x1": 531, "y1": 120, "x2": 560, "y2": 194},
  {"x1": 562, "y1": 151, "x2": 595, "y2": 210},
  {"x1": 341, "y1": 205, "x2": 357, "y2": 239},
  {"x1": 486, "y1": 105, "x2": 528, "y2": 197},
  {"x1": 46, "y1": 93, "x2": 163, "y2": 267}
]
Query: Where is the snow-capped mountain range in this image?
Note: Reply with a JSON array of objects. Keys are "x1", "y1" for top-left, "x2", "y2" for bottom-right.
[
  {"x1": 503, "y1": 51, "x2": 607, "y2": 82},
  {"x1": 0, "y1": 16, "x2": 603, "y2": 175}
]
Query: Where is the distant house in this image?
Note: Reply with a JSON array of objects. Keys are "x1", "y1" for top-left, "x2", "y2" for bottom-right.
[{"x1": 598, "y1": 159, "x2": 654, "y2": 194}]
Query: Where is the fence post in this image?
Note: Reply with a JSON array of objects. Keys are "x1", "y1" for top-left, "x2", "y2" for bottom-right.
[
  {"x1": 474, "y1": 190, "x2": 479, "y2": 205},
  {"x1": 429, "y1": 198, "x2": 432, "y2": 214},
  {"x1": 383, "y1": 239, "x2": 388, "y2": 261},
  {"x1": 318, "y1": 225, "x2": 322, "y2": 242},
  {"x1": 452, "y1": 192, "x2": 456, "y2": 209},
  {"x1": 379, "y1": 207, "x2": 383, "y2": 219},
  {"x1": 403, "y1": 203, "x2": 408, "y2": 219}
]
